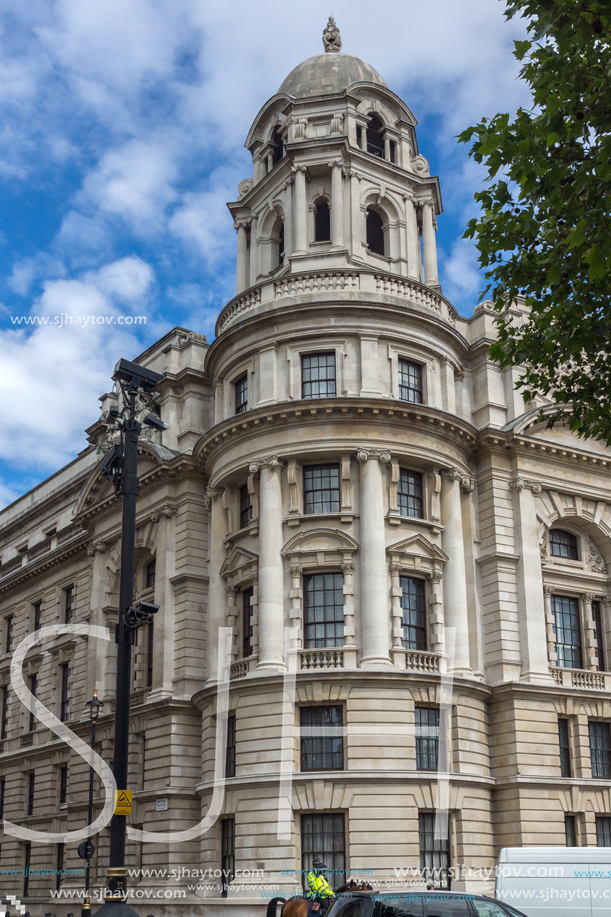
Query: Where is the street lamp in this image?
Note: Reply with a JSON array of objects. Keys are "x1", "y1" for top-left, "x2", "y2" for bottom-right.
[
  {"x1": 93, "y1": 359, "x2": 165, "y2": 917},
  {"x1": 80, "y1": 690, "x2": 104, "y2": 917}
]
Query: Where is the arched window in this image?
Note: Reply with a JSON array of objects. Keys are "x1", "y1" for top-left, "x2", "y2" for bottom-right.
[
  {"x1": 271, "y1": 128, "x2": 284, "y2": 167},
  {"x1": 549, "y1": 529, "x2": 578, "y2": 560},
  {"x1": 366, "y1": 208, "x2": 385, "y2": 256},
  {"x1": 270, "y1": 215, "x2": 284, "y2": 270},
  {"x1": 314, "y1": 199, "x2": 331, "y2": 242},
  {"x1": 278, "y1": 223, "x2": 284, "y2": 266},
  {"x1": 366, "y1": 114, "x2": 384, "y2": 157}
]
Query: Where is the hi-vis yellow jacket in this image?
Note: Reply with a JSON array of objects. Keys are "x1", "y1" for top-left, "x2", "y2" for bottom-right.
[{"x1": 307, "y1": 871, "x2": 334, "y2": 899}]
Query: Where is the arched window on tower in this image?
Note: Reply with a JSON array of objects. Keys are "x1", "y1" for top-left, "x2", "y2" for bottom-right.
[
  {"x1": 271, "y1": 215, "x2": 284, "y2": 271},
  {"x1": 314, "y1": 199, "x2": 331, "y2": 242},
  {"x1": 272, "y1": 128, "x2": 284, "y2": 167},
  {"x1": 366, "y1": 208, "x2": 385, "y2": 256},
  {"x1": 366, "y1": 114, "x2": 385, "y2": 158},
  {"x1": 278, "y1": 222, "x2": 285, "y2": 266}
]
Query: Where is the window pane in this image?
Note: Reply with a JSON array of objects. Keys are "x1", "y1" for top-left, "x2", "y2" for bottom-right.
[
  {"x1": 301, "y1": 813, "x2": 345, "y2": 891},
  {"x1": 242, "y1": 588, "x2": 253, "y2": 658},
  {"x1": 589, "y1": 721, "x2": 611, "y2": 778},
  {"x1": 379, "y1": 898, "x2": 424, "y2": 917},
  {"x1": 565, "y1": 815, "x2": 577, "y2": 847},
  {"x1": 596, "y1": 816, "x2": 611, "y2": 847},
  {"x1": 240, "y1": 484, "x2": 253, "y2": 529},
  {"x1": 398, "y1": 470, "x2": 423, "y2": 518},
  {"x1": 472, "y1": 903, "x2": 510, "y2": 917},
  {"x1": 551, "y1": 595, "x2": 582, "y2": 668},
  {"x1": 401, "y1": 578, "x2": 426, "y2": 650},
  {"x1": 304, "y1": 465, "x2": 340, "y2": 514},
  {"x1": 302, "y1": 353, "x2": 336, "y2": 399},
  {"x1": 549, "y1": 529, "x2": 578, "y2": 560},
  {"x1": 301, "y1": 706, "x2": 343, "y2": 771},
  {"x1": 416, "y1": 708, "x2": 439, "y2": 770},
  {"x1": 558, "y1": 718, "x2": 571, "y2": 777},
  {"x1": 419, "y1": 812, "x2": 449, "y2": 889},
  {"x1": 235, "y1": 374, "x2": 248, "y2": 414},
  {"x1": 398, "y1": 359, "x2": 423, "y2": 404},
  {"x1": 221, "y1": 817, "x2": 235, "y2": 896},
  {"x1": 592, "y1": 601, "x2": 605, "y2": 671},
  {"x1": 304, "y1": 574, "x2": 344, "y2": 648}
]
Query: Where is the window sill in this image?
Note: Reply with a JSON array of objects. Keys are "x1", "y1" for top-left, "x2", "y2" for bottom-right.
[
  {"x1": 286, "y1": 512, "x2": 355, "y2": 528},
  {"x1": 224, "y1": 521, "x2": 259, "y2": 543},
  {"x1": 386, "y1": 512, "x2": 443, "y2": 533}
]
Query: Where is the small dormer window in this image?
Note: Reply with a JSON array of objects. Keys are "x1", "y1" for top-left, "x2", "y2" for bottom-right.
[
  {"x1": 366, "y1": 114, "x2": 384, "y2": 158},
  {"x1": 549, "y1": 529, "x2": 578, "y2": 560},
  {"x1": 314, "y1": 199, "x2": 331, "y2": 242}
]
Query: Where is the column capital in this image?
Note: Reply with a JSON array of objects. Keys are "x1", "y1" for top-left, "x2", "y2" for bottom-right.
[
  {"x1": 293, "y1": 165, "x2": 310, "y2": 178},
  {"x1": 603, "y1": 595, "x2": 611, "y2": 608},
  {"x1": 543, "y1": 585, "x2": 554, "y2": 597},
  {"x1": 509, "y1": 476, "x2": 542, "y2": 494},
  {"x1": 581, "y1": 592, "x2": 596, "y2": 604},
  {"x1": 328, "y1": 160, "x2": 343, "y2": 170},
  {"x1": 356, "y1": 448, "x2": 391, "y2": 464},
  {"x1": 150, "y1": 504, "x2": 177, "y2": 523},
  {"x1": 388, "y1": 563, "x2": 402, "y2": 575},
  {"x1": 289, "y1": 564, "x2": 302, "y2": 578},
  {"x1": 204, "y1": 486, "x2": 223, "y2": 508},
  {"x1": 86, "y1": 541, "x2": 108, "y2": 556},
  {"x1": 233, "y1": 219, "x2": 251, "y2": 231},
  {"x1": 427, "y1": 571, "x2": 443, "y2": 584},
  {"x1": 418, "y1": 196, "x2": 435, "y2": 209},
  {"x1": 250, "y1": 455, "x2": 285, "y2": 472},
  {"x1": 225, "y1": 584, "x2": 238, "y2": 597},
  {"x1": 441, "y1": 467, "x2": 474, "y2": 491},
  {"x1": 342, "y1": 561, "x2": 355, "y2": 575}
]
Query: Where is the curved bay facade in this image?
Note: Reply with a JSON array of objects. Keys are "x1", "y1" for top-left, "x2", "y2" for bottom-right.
[{"x1": 1, "y1": 20, "x2": 611, "y2": 917}]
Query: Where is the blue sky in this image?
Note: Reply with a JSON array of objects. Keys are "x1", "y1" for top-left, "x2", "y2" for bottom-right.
[{"x1": 0, "y1": 0, "x2": 528, "y2": 507}]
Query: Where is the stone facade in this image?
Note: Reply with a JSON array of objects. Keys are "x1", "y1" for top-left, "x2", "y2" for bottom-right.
[{"x1": 1, "y1": 20, "x2": 611, "y2": 917}]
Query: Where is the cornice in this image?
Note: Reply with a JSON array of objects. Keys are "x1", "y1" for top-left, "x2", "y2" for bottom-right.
[
  {"x1": 0, "y1": 535, "x2": 89, "y2": 594},
  {"x1": 476, "y1": 428, "x2": 611, "y2": 470}
]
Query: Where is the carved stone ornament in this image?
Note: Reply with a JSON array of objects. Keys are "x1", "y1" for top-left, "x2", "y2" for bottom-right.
[
  {"x1": 86, "y1": 541, "x2": 107, "y2": 556},
  {"x1": 341, "y1": 561, "x2": 355, "y2": 575},
  {"x1": 588, "y1": 538, "x2": 607, "y2": 574},
  {"x1": 543, "y1": 585, "x2": 554, "y2": 597},
  {"x1": 225, "y1": 584, "x2": 238, "y2": 597},
  {"x1": 356, "y1": 448, "x2": 391, "y2": 464},
  {"x1": 581, "y1": 592, "x2": 596, "y2": 604},
  {"x1": 509, "y1": 476, "x2": 542, "y2": 494},
  {"x1": 150, "y1": 504, "x2": 177, "y2": 523},
  {"x1": 177, "y1": 330, "x2": 206, "y2": 348},
  {"x1": 266, "y1": 455, "x2": 285, "y2": 471},
  {"x1": 237, "y1": 178, "x2": 253, "y2": 198},
  {"x1": 203, "y1": 486, "x2": 223, "y2": 508},
  {"x1": 441, "y1": 467, "x2": 475, "y2": 491},
  {"x1": 248, "y1": 461, "x2": 262, "y2": 475},
  {"x1": 388, "y1": 563, "x2": 402, "y2": 576},
  {"x1": 289, "y1": 564, "x2": 302, "y2": 579},
  {"x1": 427, "y1": 571, "x2": 442, "y2": 584},
  {"x1": 323, "y1": 15, "x2": 342, "y2": 52}
]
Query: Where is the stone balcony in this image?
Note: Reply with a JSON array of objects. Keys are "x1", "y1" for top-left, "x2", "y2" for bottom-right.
[
  {"x1": 228, "y1": 648, "x2": 443, "y2": 679},
  {"x1": 549, "y1": 667, "x2": 608, "y2": 690}
]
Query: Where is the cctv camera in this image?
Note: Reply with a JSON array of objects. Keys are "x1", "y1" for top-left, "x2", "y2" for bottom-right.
[
  {"x1": 113, "y1": 358, "x2": 164, "y2": 393},
  {"x1": 143, "y1": 413, "x2": 169, "y2": 432}
]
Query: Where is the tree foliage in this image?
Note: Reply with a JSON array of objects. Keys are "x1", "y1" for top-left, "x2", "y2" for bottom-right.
[{"x1": 459, "y1": 0, "x2": 611, "y2": 444}]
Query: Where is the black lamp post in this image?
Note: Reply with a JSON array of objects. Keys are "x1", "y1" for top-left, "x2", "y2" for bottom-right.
[
  {"x1": 92, "y1": 359, "x2": 165, "y2": 917},
  {"x1": 80, "y1": 690, "x2": 104, "y2": 917}
]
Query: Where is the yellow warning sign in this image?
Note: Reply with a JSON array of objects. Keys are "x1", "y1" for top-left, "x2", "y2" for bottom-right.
[{"x1": 114, "y1": 790, "x2": 132, "y2": 816}]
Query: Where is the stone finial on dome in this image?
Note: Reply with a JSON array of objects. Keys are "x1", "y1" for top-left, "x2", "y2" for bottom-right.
[{"x1": 323, "y1": 16, "x2": 342, "y2": 53}]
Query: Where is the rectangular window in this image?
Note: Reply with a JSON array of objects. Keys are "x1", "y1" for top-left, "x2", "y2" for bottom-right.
[
  {"x1": 23, "y1": 843, "x2": 31, "y2": 897},
  {"x1": 235, "y1": 374, "x2": 248, "y2": 414},
  {"x1": 416, "y1": 707, "x2": 439, "y2": 771},
  {"x1": 64, "y1": 586, "x2": 74, "y2": 624},
  {"x1": 1, "y1": 686, "x2": 8, "y2": 739},
  {"x1": 225, "y1": 715, "x2": 236, "y2": 779},
  {"x1": 0, "y1": 777, "x2": 5, "y2": 819},
  {"x1": 304, "y1": 464, "x2": 340, "y2": 514},
  {"x1": 242, "y1": 588, "x2": 254, "y2": 658},
  {"x1": 401, "y1": 578, "x2": 426, "y2": 650},
  {"x1": 589, "y1": 721, "x2": 611, "y2": 778},
  {"x1": 60, "y1": 664, "x2": 70, "y2": 723},
  {"x1": 552, "y1": 595, "x2": 583, "y2": 669},
  {"x1": 300, "y1": 706, "x2": 343, "y2": 771},
  {"x1": 146, "y1": 559, "x2": 156, "y2": 590},
  {"x1": 565, "y1": 815, "x2": 577, "y2": 847},
  {"x1": 389, "y1": 140, "x2": 396, "y2": 163},
  {"x1": 398, "y1": 469, "x2": 423, "y2": 518},
  {"x1": 597, "y1": 816, "x2": 611, "y2": 847},
  {"x1": 419, "y1": 812, "x2": 450, "y2": 889},
  {"x1": 558, "y1": 718, "x2": 571, "y2": 777},
  {"x1": 33, "y1": 602, "x2": 42, "y2": 631},
  {"x1": 356, "y1": 126, "x2": 363, "y2": 149},
  {"x1": 55, "y1": 842, "x2": 64, "y2": 891},
  {"x1": 304, "y1": 573, "x2": 344, "y2": 648},
  {"x1": 221, "y1": 818, "x2": 235, "y2": 898},
  {"x1": 398, "y1": 359, "x2": 423, "y2": 404},
  {"x1": 301, "y1": 813, "x2": 345, "y2": 892},
  {"x1": 146, "y1": 622, "x2": 154, "y2": 688},
  {"x1": 240, "y1": 484, "x2": 253, "y2": 529},
  {"x1": 27, "y1": 772, "x2": 34, "y2": 816},
  {"x1": 59, "y1": 766, "x2": 68, "y2": 805},
  {"x1": 592, "y1": 600, "x2": 605, "y2": 671},
  {"x1": 28, "y1": 675, "x2": 37, "y2": 732},
  {"x1": 301, "y1": 353, "x2": 336, "y2": 400},
  {"x1": 5, "y1": 615, "x2": 13, "y2": 654}
]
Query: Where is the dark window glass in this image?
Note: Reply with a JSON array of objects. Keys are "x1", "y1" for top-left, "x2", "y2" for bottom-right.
[
  {"x1": 592, "y1": 600, "x2": 605, "y2": 671},
  {"x1": 597, "y1": 816, "x2": 611, "y2": 847},
  {"x1": 278, "y1": 222, "x2": 285, "y2": 266},
  {"x1": 60, "y1": 664, "x2": 70, "y2": 723},
  {"x1": 225, "y1": 715, "x2": 236, "y2": 779},
  {"x1": 271, "y1": 128, "x2": 283, "y2": 166},
  {"x1": 558, "y1": 718, "x2": 571, "y2": 777},
  {"x1": 1, "y1": 686, "x2": 8, "y2": 739},
  {"x1": 398, "y1": 359, "x2": 423, "y2": 404},
  {"x1": 304, "y1": 464, "x2": 340, "y2": 514},
  {"x1": 301, "y1": 813, "x2": 345, "y2": 892},
  {"x1": 416, "y1": 708, "x2": 439, "y2": 771},
  {"x1": 146, "y1": 621, "x2": 154, "y2": 688},
  {"x1": 27, "y1": 772, "x2": 34, "y2": 816},
  {"x1": 356, "y1": 126, "x2": 363, "y2": 149},
  {"x1": 24, "y1": 843, "x2": 31, "y2": 897},
  {"x1": 401, "y1": 578, "x2": 426, "y2": 651},
  {"x1": 366, "y1": 114, "x2": 384, "y2": 157},
  {"x1": 146, "y1": 559, "x2": 156, "y2": 590},
  {"x1": 549, "y1": 529, "x2": 578, "y2": 560},
  {"x1": 300, "y1": 706, "x2": 343, "y2": 771},
  {"x1": 55, "y1": 843, "x2": 64, "y2": 891},
  {"x1": 59, "y1": 766, "x2": 68, "y2": 805},
  {"x1": 64, "y1": 586, "x2": 74, "y2": 624},
  {"x1": 565, "y1": 815, "x2": 577, "y2": 847},
  {"x1": 240, "y1": 485, "x2": 253, "y2": 529},
  {"x1": 33, "y1": 602, "x2": 42, "y2": 631},
  {"x1": 242, "y1": 588, "x2": 253, "y2": 658},
  {"x1": 315, "y1": 200, "x2": 331, "y2": 242},
  {"x1": 304, "y1": 573, "x2": 344, "y2": 648},
  {"x1": 221, "y1": 818, "x2": 235, "y2": 898},
  {"x1": 366, "y1": 208, "x2": 385, "y2": 255},
  {"x1": 398, "y1": 470, "x2": 423, "y2": 519},
  {"x1": 389, "y1": 140, "x2": 396, "y2": 163},
  {"x1": 0, "y1": 777, "x2": 5, "y2": 819},
  {"x1": 552, "y1": 595, "x2": 582, "y2": 668},
  {"x1": 235, "y1": 374, "x2": 248, "y2": 414},
  {"x1": 302, "y1": 353, "x2": 336, "y2": 399},
  {"x1": 28, "y1": 675, "x2": 37, "y2": 732},
  {"x1": 5, "y1": 615, "x2": 13, "y2": 654},
  {"x1": 419, "y1": 812, "x2": 450, "y2": 889},
  {"x1": 378, "y1": 898, "x2": 424, "y2": 917},
  {"x1": 589, "y1": 721, "x2": 611, "y2": 778}
]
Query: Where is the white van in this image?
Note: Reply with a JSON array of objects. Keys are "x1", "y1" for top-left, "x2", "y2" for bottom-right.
[{"x1": 495, "y1": 847, "x2": 611, "y2": 917}]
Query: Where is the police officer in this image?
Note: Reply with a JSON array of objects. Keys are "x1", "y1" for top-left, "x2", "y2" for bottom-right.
[{"x1": 307, "y1": 857, "x2": 335, "y2": 914}]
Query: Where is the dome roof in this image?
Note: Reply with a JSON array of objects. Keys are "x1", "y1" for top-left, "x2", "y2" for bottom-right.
[{"x1": 278, "y1": 52, "x2": 387, "y2": 98}]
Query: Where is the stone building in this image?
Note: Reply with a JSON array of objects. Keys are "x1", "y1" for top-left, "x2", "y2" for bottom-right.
[{"x1": 1, "y1": 17, "x2": 611, "y2": 917}]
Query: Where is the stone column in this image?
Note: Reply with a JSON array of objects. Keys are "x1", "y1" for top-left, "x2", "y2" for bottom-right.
[
  {"x1": 341, "y1": 560, "x2": 357, "y2": 667},
  {"x1": 510, "y1": 476, "x2": 554, "y2": 682},
  {"x1": 205, "y1": 486, "x2": 226, "y2": 685},
  {"x1": 293, "y1": 166, "x2": 308, "y2": 254},
  {"x1": 330, "y1": 162, "x2": 344, "y2": 249},
  {"x1": 226, "y1": 585, "x2": 238, "y2": 663},
  {"x1": 249, "y1": 213, "x2": 259, "y2": 287},
  {"x1": 421, "y1": 198, "x2": 438, "y2": 286},
  {"x1": 283, "y1": 177, "x2": 293, "y2": 258},
  {"x1": 404, "y1": 194, "x2": 420, "y2": 280},
  {"x1": 543, "y1": 586, "x2": 558, "y2": 667},
  {"x1": 427, "y1": 571, "x2": 445, "y2": 656},
  {"x1": 86, "y1": 541, "x2": 109, "y2": 697},
  {"x1": 289, "y1": 564, "x2": 303, "y2": 648},
  {"x1": 235, "y1": 221, "x2": 249, "y2": 294},
  {"x1": 349, "y1": 170, "x2": 362, "y2": 258},
  {"x1": 357, "y1": 448, "x2": 392, "y2": 667},
  {"x1": 148, "y1": 505, "x2": 177, "y2": 699},
  {"x1": 257, "y1": 456, "x2": 286, "y2": 671},
  {"x1": 440, "y1": 469, "x2": 471, "y2": 675},
  {"x1": 389, "y1": 562, "x2": 404, "y2": 667},
  {"x1": 581, "y1": 593, "x2": 597, "y2": 670}
]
